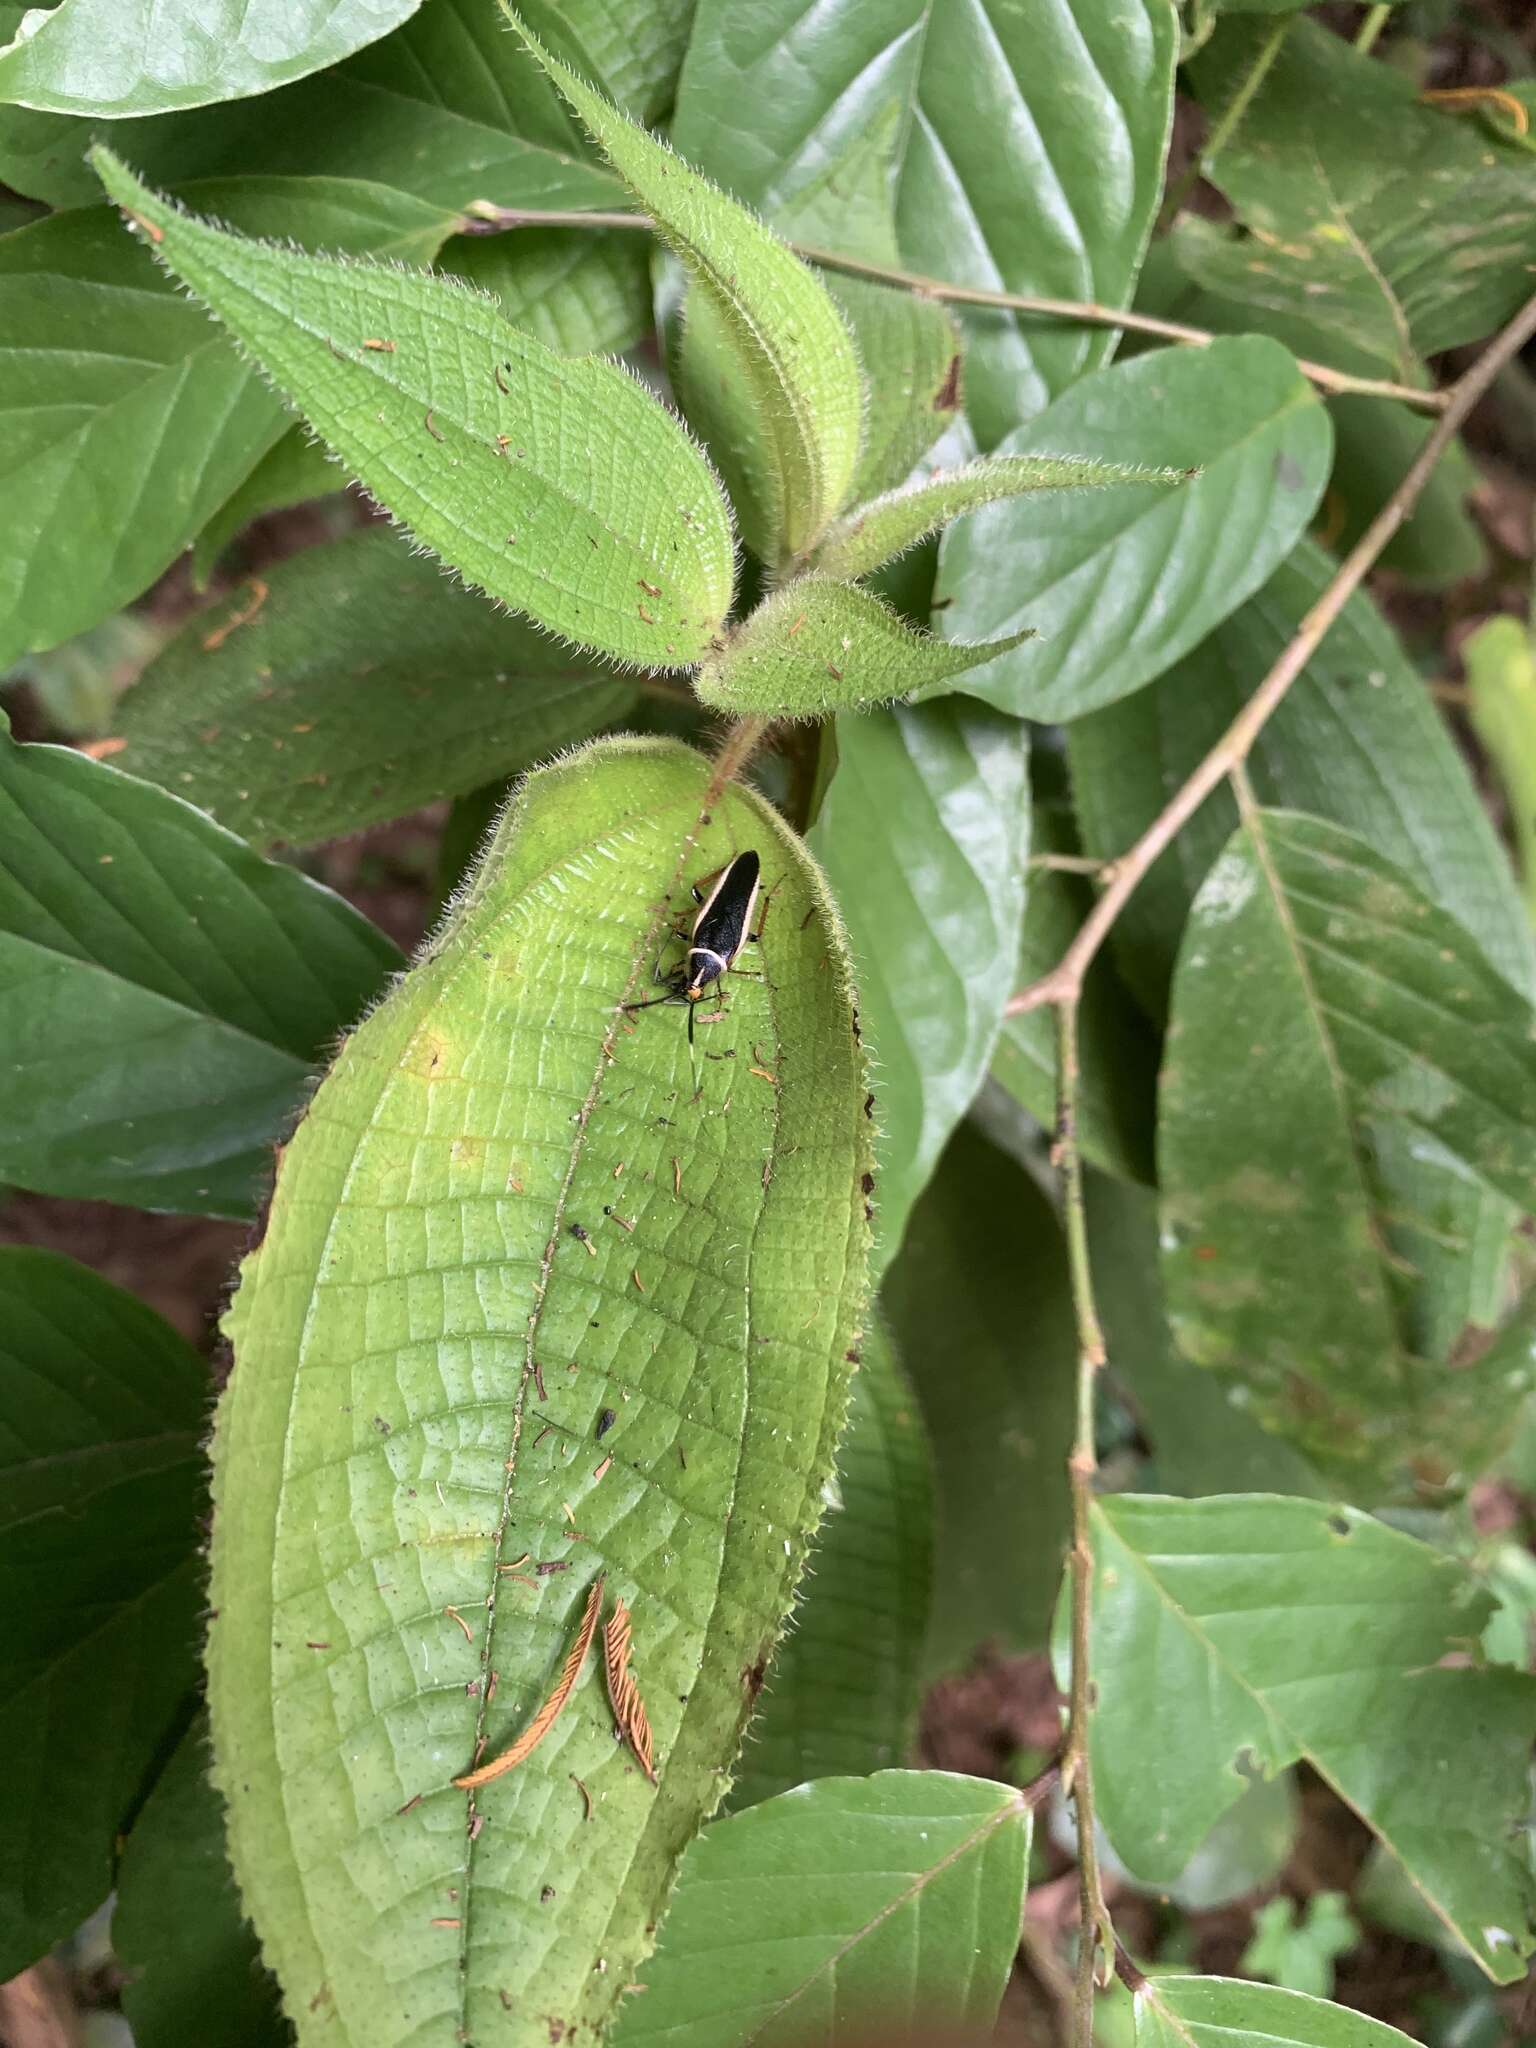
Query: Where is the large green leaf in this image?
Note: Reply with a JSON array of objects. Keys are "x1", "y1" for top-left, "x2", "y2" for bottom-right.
[
  {"x1": 115, "y1": 1711, "x2": 286, "y2": 2048},
  {"x1": 1188, "y1": 17, "x2": 1536, "y2": 381},
  {"x1": 0, "y1": 721, "x2": 399, "y2": 1216},
  {"x1": 671, "y1": 0, "x2": 1176, "y2": 447},
  {"x1": 732, "y1": 1323, "x2": 932, "y2": 1810},
  {"x1": 0, "y1": 1248, "x2": 206, "y2": 1978},
  {"x1": 188, "y1": 429, "x2": 344, "y2": 589},
  {"x1": 443, "y1": 225, "x2": 652, "y2": 358},
  {"x1": 0, "y1": 177, "x2": 454, "y2": 669},
  {"x1": 1134, "y1": 1977, "x2": 1420, "y2": 2048},
  {"x1": 113, "y1": 530, "x2": 637, "y2": 851},
  {"x1": 1090, "y1": 1495, "x2": 1536, "y2": 1982},
  {"x1": 1161, "y1": 809, "x2": 1536, "y2": 1496},
  {"x1": 828, "y1": 276, "x2": 961, "y2": 502},
  {"x1": 0, "y1": 0, "x2": 618, "y2": 212},
  {"x1": 881, "y1": 1119, "x2": 1074, "y2": 1668},
  {"x1": 809, "y1": 697, "x2": 1029, "y2": 1266},
  {"x1": 94, "y1": 152, "x2": 735, "y2": 670},
  {"x1": 0, "y1": 0, "x2": 419, "y2": 115},
  {"x1": 515, "y1": 18, "x2": 862, "y2": 566},
  {"x1": 616, "y1": 1771, "x2": 1031, "y2": 2046},
  {"x1": 517, "y1": 0, "x2": 695, "y2": 124},
  {"x1": 936, "y1": 338, "x2": 1331, "y2": 720},
  {"x1": 209, "y1": 737, "x2": 872, "y2": 2046}
]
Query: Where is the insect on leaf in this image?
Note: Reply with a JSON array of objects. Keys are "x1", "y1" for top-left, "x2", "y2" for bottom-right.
[{"x1": 91, "y1": 148, "x2": 736, "y2": 671}]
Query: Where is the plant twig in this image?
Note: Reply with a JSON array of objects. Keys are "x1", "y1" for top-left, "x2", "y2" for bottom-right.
[
  {"x1": 459, "y1": 204, "x2": 1449, "y2": 415},
  {"x1": 1006, "y1": 288, "x2": 1536, "y2": 1022},
  {"x1": 705, "y1": 715, "x2": 771, "y2": 807},
  {"x1": 1354, "y1": 3, "x2": 1392, "y2": 54}
]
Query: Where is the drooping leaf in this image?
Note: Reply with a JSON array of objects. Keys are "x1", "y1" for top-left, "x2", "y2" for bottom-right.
[
  {"x1": 881, "y1": 1120, "x2": 1074, "y2": 1668},
  {"x1": 514, "y1": 17, "x2": 863, "y2": 565},
  {"x1": 616, "y1": 1771, "x2": 1031, "y2": 2046},
  {"x1": 1466, "y1": 614, "x2": 1536, "y2": 923},
  {"x1": 1188, "y1": 17, "x2": 1536, "y2": 381},
  {"x1": 670, "y1": 0, "x2": 1177, "y2": 446},
  {"x1": 443, "y1": 224, "x2": 652, "y2": 357},
  {"x1": 696, "y1": 576, "x2": 1032, "y2": 718},
  {"x1": 1134, "y1": 1977, "x2": 1421, "y2": 2048},
  {"x1": 208, "y1": 736, "x2": 872, "y2": 2044},
  {"x1": 1090, "y1": 1494, "x2": 1536, "y2": 1982},
  {"x1": 0, "y1": 0, "x2": 420, "y2": 116},
  {"x1": 188, "y1": 430, "x2": 345, "y2": 590},
  {"x1": 0, "y1": 719, "x2": 400, "y2": 1216},
  {"x1": 0, "y1": 1248, "x2": 206, "y2": 1977},
  {"x1": 1161, "y1": 808, "x2": 1536, "y2": 1496},
  {"x1": 93, "y1": 151, "x2": 736, "y2": 670},
  {"x1": 827, "y1": 275, "x2": 961, "y2": 502},
  {"x1": 0, "y1": 0, "x2": 618, "y2": 213},
  {"x1": 815, "y1": 452, "x2": 1190, "y2": 584},
  {"x1": 113, "y1": 529, "x2": 637, "y2": 850},
  {"x1": 114, "y1": 1711, "x2": 286, "y2": 2048},
  {"x1": 934, "y1": 337, "x2": 1332, "y2": 720},
  {"x1": 733, "y1": 1322, "x2": 932, "y2": 1810},
  {"x1": 0, "y1": 177, "x2": 454, "y2": 668},
  {"x1": 809, "y1": 696, "x2": 1029, "y2": 1264}
]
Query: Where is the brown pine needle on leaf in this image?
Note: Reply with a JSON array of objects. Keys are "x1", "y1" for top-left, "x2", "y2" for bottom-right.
[
  {"x1": 452, "y1": 1573, "x2": 605, "y2": 1789},
  {"x1": 603, "y1": 1596, "x2": 658, "y2": 1783}
]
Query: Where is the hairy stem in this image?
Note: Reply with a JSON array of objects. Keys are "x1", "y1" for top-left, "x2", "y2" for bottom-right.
[
  {"x1": 705, "y1": 715, "x2": 771, "y2": 806},
  {"x1": 1007, "y1": 288, "x2": 1536, "y2": 1019}
]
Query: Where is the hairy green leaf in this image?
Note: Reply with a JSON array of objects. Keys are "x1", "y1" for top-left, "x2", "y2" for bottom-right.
[
  {"x1": 1091, "y1": 1495, "x2": 1536, "y2": 1982},
  {"x1": 0, "y1": 720, "x2": 399, "y2": 1215},
  {"x1": 935, "y1": 337, "x2": 1331, "y2": 719},
  {"x1": 733, "y1": 1323, "x2": 932, "y2": 1810},
  {"x1": 1161, "y1": 808, "x2": 1536, "y2": 1495},
  {"x1": 0, "y1": 177, "x2": 452, "y2": 668},
  {"x1": 882, "y1": 1121, "x2": 1074, "y2": 1667},
  {"x1": 617, "y1": 1771, "x2": 1031, "y2": 2045},
  {"x1": 828, "y1": 276, "x2": 961, "y2": 501},
  {"x1": 0, "y1": 1248, "x2": 206, "y2": 1977},
  {"x1": 93, "y1": 151, "x2": 735, "y2": 670},
  {"x1": 209, "y1": 736, "x2": 872, "y2": 2045},
  {"x1": 810, "y1": 697, "x2": 1029, "y2": 1264},
  {"x1": 115, "y1": 1710, "x2": 285, "y2": 2048},
  {"x1": 815, "y1": 453, "x2": 1190, "y2": 584},
  {"x1": 0, "y1": 0, "x2": 617, "y2": 213},
  {"x1": 0, "y1": 0, "x2": 419, "y2": 116},
  {"x1": 670, "y1": 0, "x2": 1176, "y2": 446},
  {"x1": 696, "y1": 577, "x2": 1032, "y2": 718},
  {"x1": 1134, "y1": 1977, "x2": 1420, "y2": 2048},
  {"x1": 114, "y1": 530, "x2": 637, "y2": 850},
  {"x1": 511, "y1": 17, "x2": 863, "y2": 564}
]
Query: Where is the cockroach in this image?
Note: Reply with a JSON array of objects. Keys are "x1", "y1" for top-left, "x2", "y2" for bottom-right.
[{"x1": 623, "y1": 850, "x2": 768, "y2": 1045}]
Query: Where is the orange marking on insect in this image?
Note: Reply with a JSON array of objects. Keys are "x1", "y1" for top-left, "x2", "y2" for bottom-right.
[{"x1": 452, "y1": 1575, "x2": 605, "y2": 1790}]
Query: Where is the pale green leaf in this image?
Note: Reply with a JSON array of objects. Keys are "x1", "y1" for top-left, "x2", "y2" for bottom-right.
[
  {"x1": 827, "y1": 275, "x2": 961, "y2": 502},
  {"x1": 0, "y1": 0, "x2": 420, "y2": 116},
  {"x1": 115, "y1": 1710, "x2": 286, "y2": 2048},
  {"x1": 0, "y1": 176, "x2": 454, "y2": 668},
  {"x1": 1091, "y1": 1495, "x2": 1536, "y2": 1982},
  {"x1": 209, "y1": 736, "x2": 872, "y2": 2046},
  {"x1": 114, "y1": 529, "x2": 637, "y2": 850},
  {"x1": 809, "y1": 696, "x2": 1029, "y2": 1265},
  {"x1": 815, "y1": 452, "x2": 1190, "y2": 584},
  {"x1": 1161, "y1": 809, "x2": 1536, "y2": 1495},
  {"x1": 1240, "y1": 1893, "x2": 1360, "y2": 2000},
  {"x1": 511, "y1": 16, "x2": 863, "y2": 564},
  {"x1": 935, "y1": 337, "x2": 1332, "y2": 719},
  {"x1": 1134, "y1": 1976, "x2": 1421, "y2": 2048},
  {"x1": 671, "y1": 0, "x2": 1177, "y2": 446},
  {"x1": 881, "y1": 1120, "x2": 1074, "y2": 1667},
  {"x1": 696, "y1": 577, "x2": 1032, "y2": 718},
  {"x1": 733, "y1": 1323, "x2": 932, "y2": 1810},
  {"x1": 189, "y1": 429, "x2": 344, "y2": 590},
  {"x1": 0, "y1": 719, "x2": 400, "y2": 1216},
  {"x1": 93, "y1": 150, "x2": 735, "y2": 670},
  {"x1": 616, "y1": 1772, "x2": 1031, "y2": 2046},
  {"x1": 1466, "y1": 614, "x2": 1536, "y2": 923},
  {"x1": 0, "y1": 1248, "x2": 206, "y2": 1977}
]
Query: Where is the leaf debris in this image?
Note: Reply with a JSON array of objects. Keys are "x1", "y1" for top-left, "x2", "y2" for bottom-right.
[{"x1": 452, "y1": 1574, "x2": 605, "y2": 1789}]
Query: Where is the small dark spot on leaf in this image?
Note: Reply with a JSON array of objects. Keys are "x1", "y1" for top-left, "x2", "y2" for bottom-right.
[
  {"x1": 1327, "y1": 1512, "x2": 1352, "y2": 1537},
  {"x1": 934, "y1": 353, "x2": 962, "y2": 412}
]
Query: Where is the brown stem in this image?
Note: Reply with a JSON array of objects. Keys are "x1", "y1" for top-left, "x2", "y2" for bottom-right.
[
  {"x1": 456, "y1": 204, "x2": 1448, "y2": 415},
  {"x1": 1006, "y1": 287, "x2": 1536, "y2": 1020}
]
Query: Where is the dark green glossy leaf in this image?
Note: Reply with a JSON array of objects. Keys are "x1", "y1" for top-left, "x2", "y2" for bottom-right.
[
  {"x1": 936, "y1": 339, "x2": 1332, "y2": 719},
  {"x1": 517, "y1": 0, "x2": 695, "y2": 123},
  {"x1": 0, "y1": 721, "x2": 400, "y2": 1215},
  {"x1": 733, "y1": 1323, "x2": 932, "y2": 1810},
  {"x1": 882, "y1": 1120, "x2": 1074, "y2": 1668},
  {"x1": 188, "y1": 430, "x2": 344, "y2": 591},
  {"x1": 1090, "y1": 1494, "x2": 1536, "y2": 1982},
  {"x1": 114, "y1": 530, "x2": 637, "y2": 850},
  {"x1": 617, "y1": 1772, "x2": 1031, "y2": 2046},
  {"x1": 442, "y1": 225, "x2": 652, "y2": 358},
  {"x1": 0, "y1": 1248, "x2": 206, "y2": 1977},
  {"x1": 810, "y1": 698, "x2": 1029, "y2": 1265},
  {"x1": 827, "y1": 275, "x2": 961, "y2": 502}
]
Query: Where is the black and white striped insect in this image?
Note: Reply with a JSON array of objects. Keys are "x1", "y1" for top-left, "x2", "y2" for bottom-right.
[{"x1": 624, "y1": 850, "x2": 766, "y2": 1045}]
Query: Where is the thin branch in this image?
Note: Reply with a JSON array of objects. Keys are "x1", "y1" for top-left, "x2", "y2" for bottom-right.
[
  {"x1": 1006, "y1": 287, "x2": 1536, "y2": 1020},
  {"x1": 457, "y1": 203, "x2": 1449, "y2": 415}
]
